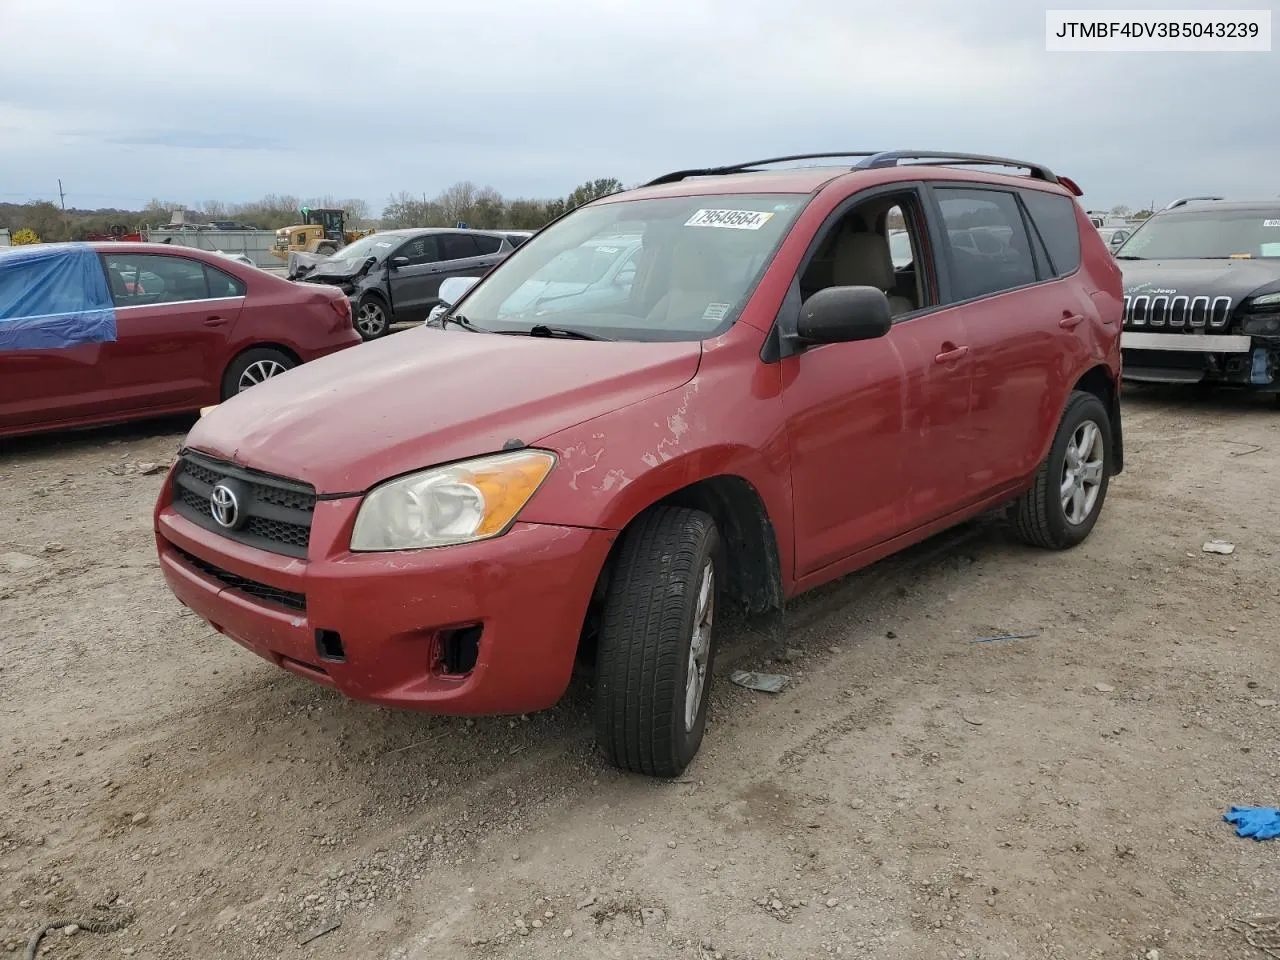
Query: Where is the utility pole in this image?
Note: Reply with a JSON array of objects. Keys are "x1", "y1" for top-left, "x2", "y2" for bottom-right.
[{"x1": 57, "y1": 179, "x2": 66, "y2": 210}]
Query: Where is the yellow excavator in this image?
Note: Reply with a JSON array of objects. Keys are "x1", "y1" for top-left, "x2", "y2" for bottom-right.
[{"x1": 271, "y1": 207, "x2": 371, "y2": 261}]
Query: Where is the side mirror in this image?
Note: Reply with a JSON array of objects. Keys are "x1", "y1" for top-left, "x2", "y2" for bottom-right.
[
  {"x1": 389, "y1": 256, "x2": 410, "y2": 270},
  {"x1": 437, "y1": 275, "x2": 480, "y2": 306},
  {"x1": 796, "y1": 286, "x2": 893, "y2": 345}
]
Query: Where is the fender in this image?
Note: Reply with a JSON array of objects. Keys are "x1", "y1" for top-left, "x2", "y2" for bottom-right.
[{"x1": 520, "y1": 344, "x2": 797, "y2": 587}]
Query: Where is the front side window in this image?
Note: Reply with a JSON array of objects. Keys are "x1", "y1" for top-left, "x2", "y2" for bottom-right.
[
  {"x1": 450, "y1": 193, "x2": 809, "y2": 341},
  {"x1": 1116, "y1": 208, "x2": 1280, "y2": 260},
  {"x1": 935, "y1": 188, "x2": 1037, "y2": 300},
  {"x1": 103, "y1": 254, "x2": 213, "y2": 306},
  {"x1": 395, "y1": 236, "x2": 439, "y2": 265}
]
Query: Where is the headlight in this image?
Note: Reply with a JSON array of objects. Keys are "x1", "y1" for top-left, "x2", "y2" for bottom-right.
[
  {"x1": 1250, "y1": 292, "x2": 1280, "y2": 308},
  {"x1": 350, "y1": 450, "x2": 556, "y2": 552},
  {"x1": 1242, "y1": 314, "x2": 1280, "y2": 336}
]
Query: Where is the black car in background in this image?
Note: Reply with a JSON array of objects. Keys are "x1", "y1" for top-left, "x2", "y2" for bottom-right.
[
  {"x1": 1116, "y1": 198, "x2": 1280, "y2": 398},
  {"x1": 300, "y1": 228, "x2": 522, "y2": 340}
]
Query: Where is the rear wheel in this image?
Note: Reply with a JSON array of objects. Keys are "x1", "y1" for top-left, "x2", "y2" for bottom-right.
[
  {"x1": 355, "y1": 296, "x2": 390, "y2": 340},
  {"x1": 221, "y1": 348, "x2": 297, "y2": 400},
  {"x1": 1011, "y1": 390, "x2": 1112, "y2": 549},
  {"x1": 594, "y1": 506, "x2": 720, "y2": 778}
]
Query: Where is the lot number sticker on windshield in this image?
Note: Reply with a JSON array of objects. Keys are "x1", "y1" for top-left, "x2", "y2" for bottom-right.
[
  {"x1": 1264, "y1": 220, "x2": 1280, "y2": 228},
  {"x1": 685, "y1": 209, "x2": 774, "y2": 230}
]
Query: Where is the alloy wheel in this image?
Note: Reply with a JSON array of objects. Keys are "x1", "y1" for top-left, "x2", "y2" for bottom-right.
[
  {"x1": 238, "y1": 359, "x2": 287, "y2": 393},
  {"x1": 684, "y1": 559, "x2": 715, "y2": 733},
  {"x1": 1060, "y1": 419, "x2": 1104, "y2": 525}
]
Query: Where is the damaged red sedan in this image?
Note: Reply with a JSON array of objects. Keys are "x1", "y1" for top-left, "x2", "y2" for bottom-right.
[{"x1": 154, "y1": 151, "x2": 1124, "y2": 777}]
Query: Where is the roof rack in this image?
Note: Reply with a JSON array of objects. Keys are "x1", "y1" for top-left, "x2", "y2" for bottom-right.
[
  {"x1": 644, "y1": 150, "x2": 1063, "y2": 188},
  {"x1": 1164, "y1": 195, "x2": 1224, "y2": 210},
  {"x1": 851, "y1": 151, "x2": 1059, "y2": 184},
  {"x1": 644, "y1": 153, "x2": 878, "y2": 186}
]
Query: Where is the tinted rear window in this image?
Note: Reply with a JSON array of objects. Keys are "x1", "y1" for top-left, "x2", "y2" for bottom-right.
[
  {"x1": 440, "y1": 235, "x2": 480, "y2": 260},
  {"x1": 1020, "y1": 190, "x2": 1082, "y2": 276},
  {"x1": 473, "y1": 234, "x2": 502, "y2": 255}
]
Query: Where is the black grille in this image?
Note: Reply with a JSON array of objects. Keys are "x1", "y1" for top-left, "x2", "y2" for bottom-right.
[
  {"x1": 171, "y1": 544, "x2": 307, "y2": 612},
  {"x1": 171, "y1": 451, "x2": 315, "y2": 559},
  {"x1": 1123, "y1": 294, "x2": 1233, "y2": 330}
]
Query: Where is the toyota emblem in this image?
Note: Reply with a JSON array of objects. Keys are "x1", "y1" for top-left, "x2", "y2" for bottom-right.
[{"x1": 210, "y1": 483, "x2": 240, "y2": 529}]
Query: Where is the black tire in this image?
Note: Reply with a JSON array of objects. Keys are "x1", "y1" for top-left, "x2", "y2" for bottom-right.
[
  {"x1": 220, "y1": 347, "x2": 297, "y2": 400},
  {"x1": 1011, "y1": 390, "x2": 1113, "y2": 549},
  {"x1": 594, "y1": 506, "x2": 721, "y2": 778},
  {"x1": 354, "y1": 295, "x2": 391, "y2": 340}
]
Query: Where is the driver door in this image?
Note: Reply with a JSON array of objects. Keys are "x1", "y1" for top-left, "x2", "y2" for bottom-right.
[{"x1": 385, "y1": 235, "x2": 441, "y2": 322}]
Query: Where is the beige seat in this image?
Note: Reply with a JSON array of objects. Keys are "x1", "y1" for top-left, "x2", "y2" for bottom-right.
[
  {"x1": 643, "y1": 237, "x2": 734, "y2": 329},
  {"x1": 829, "y1": 231, "x2": 914, "y2": 316}
]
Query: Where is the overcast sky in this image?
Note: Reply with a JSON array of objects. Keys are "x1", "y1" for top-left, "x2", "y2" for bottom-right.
[{"x1": 1, "y1": 0, "x2": 1276, "y2": 214}]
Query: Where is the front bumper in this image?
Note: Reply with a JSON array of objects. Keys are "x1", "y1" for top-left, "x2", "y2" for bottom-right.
[
  {"x1": 1121, "y1": 332, "x2": 1252, "y2": 353},
  {"x1": 1120, "y1": 332, "x2": 1278, "y2": 388},
  {"x1": 155, "y1": 490, "x2": 616, "y2": 715}
]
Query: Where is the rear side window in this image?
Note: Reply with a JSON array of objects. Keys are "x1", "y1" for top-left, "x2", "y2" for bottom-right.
[
  {"x1": 472, "y1": 234, "x2": 502, "y2": 255},
  {"x1": 1020, "y1": 190, "x2": 1082, "y2": 276},
  {"x1": 440, "y1": 235, "x2": 480, "y2": 261},
  {"x1": 104, "y1": 254, "x2": 210, "y2": 305},
  {"x1": 206, "y1": 265, "x2": 246, "y2": 298},
  {"x1": 934, "y1": 188, "x2": 1037, "y2": 301},
  {"x1": 506, "y1": 233, "x2": 529, "y2": 247}
]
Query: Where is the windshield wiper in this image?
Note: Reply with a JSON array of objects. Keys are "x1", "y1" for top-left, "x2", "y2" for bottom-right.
[
  {"x1": 1114, "y1": 255, "x2": 1145, "y2": 260},
  {"x1": 524, "y1": 324, "x2": 612, "y2": 341},
  {"x1": 440, "y1": 313, "x2": 489, "y2": 333}
]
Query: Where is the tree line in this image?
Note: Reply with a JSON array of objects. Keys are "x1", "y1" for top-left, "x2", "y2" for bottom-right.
[{"x1": 0, "y1": 178, "x2": 625, "y2": 242}]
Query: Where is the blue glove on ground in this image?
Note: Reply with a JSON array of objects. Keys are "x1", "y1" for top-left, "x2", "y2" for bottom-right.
[{"x1": 1224, "y1": 806, "x2": 1280, "y2": 840}]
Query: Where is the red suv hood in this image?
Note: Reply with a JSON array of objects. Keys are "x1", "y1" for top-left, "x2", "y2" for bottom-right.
[{"x1": 185, "y1": 329, "x2": 702, "y2": 494}]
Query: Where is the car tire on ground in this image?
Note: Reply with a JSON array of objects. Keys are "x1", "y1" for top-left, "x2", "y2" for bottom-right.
[
  {"x1": 594, "y1": 506, "x2": 720, "y2": 778},
  {"x1": 220, "y1": 347, "x2": 298, "y2": 400},
  {"x1": 354, "y1": 296, "x2": 391, "y2": 340},
  {"x1": 1011, "y1": 389, "x2": 1113, "y2": 550}
]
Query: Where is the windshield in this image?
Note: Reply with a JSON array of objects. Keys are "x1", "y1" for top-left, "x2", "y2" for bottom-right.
[
  {"x1": 533, "y1": 238, "x2": 639, "y2": 285},
  {"x1": 1116, "y1": 209, "x2": 1280, "y2": 260},
  {"x1": 328, "y1": 233, "x2": 398, "y2": 263},
  {"x1": 448, "y1": 193, "x2": 809, "y2": 341}
]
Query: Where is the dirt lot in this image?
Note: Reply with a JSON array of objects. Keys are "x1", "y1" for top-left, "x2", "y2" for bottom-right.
[{"x1": 2, "y1": 389, "x2": 1279, "y2": 960}]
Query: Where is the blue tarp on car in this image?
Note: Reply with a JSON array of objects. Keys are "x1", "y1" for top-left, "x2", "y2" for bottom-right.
[{"x1": 0, "y1": 243, "x2": 116, "y2": 351}]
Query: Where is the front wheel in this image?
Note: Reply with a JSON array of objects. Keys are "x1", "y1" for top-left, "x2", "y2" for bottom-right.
[
  {"x1": 1011, "y1": 390, "x2": 1113, "y2": 549},
  {"x1": 221, "y1": 347, "x2": 297, "y2": 400},
  {"x1": 354, "y1": 297, "x2": 391, "y2": 340},
  {"x1": 594, "y1": 506, "x2": 720, "y2": 778}
]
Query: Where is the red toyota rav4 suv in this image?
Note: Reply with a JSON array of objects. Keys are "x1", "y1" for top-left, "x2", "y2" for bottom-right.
[{"x1": 154, "y1": 151, "x2": 1124, "y2": 778}]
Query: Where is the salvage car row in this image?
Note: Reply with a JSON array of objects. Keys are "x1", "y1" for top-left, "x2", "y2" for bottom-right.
[{"x1": 3, "y1": 154, "x2": 1279, "y2": 781}]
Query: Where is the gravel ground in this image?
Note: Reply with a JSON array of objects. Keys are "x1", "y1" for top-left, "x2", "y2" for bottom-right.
[{"x1": 1, "y1": 387, "x2": 1278, "y2": 960}]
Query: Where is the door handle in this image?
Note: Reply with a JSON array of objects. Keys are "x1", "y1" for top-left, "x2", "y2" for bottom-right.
[
  {"x1": 1059, "y1": 313, "x2": 1085, "y2": 329},
  {"x1": 934, "y1": 344, "x2": 969, "y2": 364},
  {"x1": 203, "y1": 316, "x2": 229, "y2": 327}
]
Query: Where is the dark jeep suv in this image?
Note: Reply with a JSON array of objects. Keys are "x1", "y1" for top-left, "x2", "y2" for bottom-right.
[{"x1": 1115, "y1": 197, "x2": 1280, "y2": 397}]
